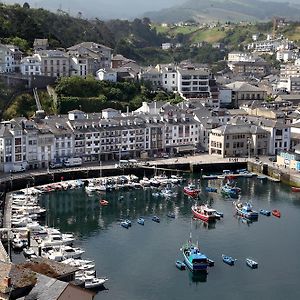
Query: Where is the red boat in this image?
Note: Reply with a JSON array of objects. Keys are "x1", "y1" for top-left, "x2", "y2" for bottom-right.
[
  {"x1": 100, "y1": 199, "x2": 109, "y2": 206},
  {"x1": 183, "y1": 185, "x2": 200, "y2": 197},
  {"x1": 272, "y1": 209, "x2": 281, "y2": 218},
  {"x1": 291, "y1": 186, "x2": 300, "y2": 192},
  {"x1": 191, "y1": 205, "x2": 217, "y2": 222}
]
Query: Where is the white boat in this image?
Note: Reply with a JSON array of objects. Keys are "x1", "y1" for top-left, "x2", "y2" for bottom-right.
[
  {"x1": 85, "y1": 277, "x2": 108, "y2": 289},
  {"x1": 23, "y1": 247, "x2": 35, "y2": 258},
  {"x1": 140, "y1": 177, "x2": 151, "y2": 187},
  {"x1": 46, "y1": 245, "x2": 85, "y2": 262},
  {"x1": 12, "y1": 217, "x2": 33, "y2": 227},
  {"x1": 12, "y1": 234, "x2": 24, "y2": 250},
  {"x1": 75, "y1": 269, "x2": 96, "y2": 277},
  {"x1": 40, "y1": 233, "x2": 75, "y2": 247}
]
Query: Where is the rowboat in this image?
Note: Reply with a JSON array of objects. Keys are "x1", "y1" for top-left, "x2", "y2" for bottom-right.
[
  {"x1": 175, "y1": 260, "x2": 186, "y2": 270},
  {"x1": 291, "y1": 186, "x2": 300, "y2": 192},
  {"x1": 99, "y1": 199, "x2": 109, "y2": 206},
  {"x1": 259, "y1": 209, "x2": 271, "y2": 216},
  {"x1": 272, "y1": 209, "x2": 281, "y2": 218}
]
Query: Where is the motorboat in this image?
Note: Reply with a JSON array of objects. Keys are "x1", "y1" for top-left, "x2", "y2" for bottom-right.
[
  {"x1": 246, "y1": 258, "x2": 258, "y2": 269},
  {"x1": 39, "y1": 233, "x2": 75, "y2": 247},
  {"x1": 222, "y1": 254, "x2": 235, "y2": 266},
  {"x1": 85, "y1": 277, "x2": 108, "y2": 289},
  {"x1": 259, "y1": 209, "x2": 271, "y2": 216},
  {"x1": 152, "y1": 216, "x2": 160, "y2": 223},
  {"x1": 161, "y1": 188, "x2": 177, "y2": 198},
  {"x1": 234, "y1": 202, "x2": 258, "y2": 220},
  {"x1": 272, "y1": 209, "x2": 281, "y2": 218},
  {"x1": 46, "y1": 245, "x2": 85, "y2": 262},
  {"x1": 137, "y1": 217, "x2": 145, "y2": 225},
  {"x1": 23, "y1": 247, "x2": 35, "y2": 258},
  {"x1": 183, "y1": 184, "x2": 200, "y2": 197},
  {"x1": 12, "y1": 234, "x2": 25, "y2": 250},
  {"x1": 175, "y1": 260, "x2": 186, "y2": 270},
  {"x1": 191, "y1": 205, "x2": 217, "y2": 222},
  {"x1": 207, "y1": 258, "x2": 215, "y2": 267}
]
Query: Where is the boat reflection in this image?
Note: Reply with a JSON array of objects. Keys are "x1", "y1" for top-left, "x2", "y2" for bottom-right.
[
  {"x1": 192, "y1": 217, "x2": 216, "y2": 230},
  {"x1": 235, "y1": 215, "x2": 258, "y2": 226},
  {"x1": 188, "y1": 270, "x2": 208, "y2": 283}
]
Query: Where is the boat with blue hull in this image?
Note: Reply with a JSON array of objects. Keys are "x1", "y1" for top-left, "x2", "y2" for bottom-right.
[
  {"x1": 181, "y1": 240, "x2": 209, "y2": 273},
  {"x1": 260, "y1": 209, "x2": 271, "y2": 216},
  {"x1": 234, "y1": 202, "x2": 258, "y2": 220},
  {"x1": 222, "y1": 254, "x2": 235, "y2": 266}
]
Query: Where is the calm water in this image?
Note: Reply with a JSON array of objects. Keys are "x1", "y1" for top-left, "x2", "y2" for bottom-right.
[{"x1": 40, "y1": 176, "x2": 300, "y2": 300}]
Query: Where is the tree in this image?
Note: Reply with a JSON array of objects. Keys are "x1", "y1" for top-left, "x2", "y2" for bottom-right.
[{"x1": 23, "y1": 2, "x2": 30, "y2": 9}]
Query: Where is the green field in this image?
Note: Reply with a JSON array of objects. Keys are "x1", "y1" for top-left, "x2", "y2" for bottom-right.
[{"x1": 190, "y1": 27, "x2": 227, "y2": 43}]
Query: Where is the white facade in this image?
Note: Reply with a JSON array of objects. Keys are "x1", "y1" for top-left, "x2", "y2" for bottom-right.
[
  {"x1": 20, "y1": 55, "x2": 41, "y2": 76},
  {"x1": 96, "y1": 69, "x2": 117, "y2": 82}
]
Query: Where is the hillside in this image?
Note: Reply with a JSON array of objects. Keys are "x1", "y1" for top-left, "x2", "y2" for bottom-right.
[{"x1": 145, "y1": 0, "x2": 300, "y2": 23}]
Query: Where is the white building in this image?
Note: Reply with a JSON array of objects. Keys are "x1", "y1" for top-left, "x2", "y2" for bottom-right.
[
  {"x1": 0, "y1": 44, "x2": 22, "y2": 73},
  {"x1": 156, "y1": 64, "x2": 178, "y2": 92},
  {"x1": 96, "y1": 68, "x2": 117, "y2": 82},
  {"x1": 20, "y1": 55, "x2": 41, "y2": 76}
]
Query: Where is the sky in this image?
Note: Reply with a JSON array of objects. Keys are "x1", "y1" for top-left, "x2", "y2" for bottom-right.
[
  {"x1": 2, "y1": 0, "x2": 297, "y2": 19},
  {"x1": 2, "y1": 0, "x2": 186, "y2": 19}
]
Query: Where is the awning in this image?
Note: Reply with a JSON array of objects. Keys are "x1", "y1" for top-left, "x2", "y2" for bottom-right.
[{"x1": 176, "y1": 145, "x2": 196, "y2": 153}]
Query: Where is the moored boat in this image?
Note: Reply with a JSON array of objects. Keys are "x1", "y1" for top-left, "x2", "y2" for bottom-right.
[
  {"x1": 99, "y1": 199, "x2": 109, "y2": 206},
  {"x1": 85, "y1": 277, "x2": 108, "y2": 289},
  {"x1": 182, "y1": 241, "x2": 209, "y2": 272},
  {"x1": 291, "y1": 186, "x2": 300, "y2": 192},
  {"x1": 246, "y1": 258, "x2": 258, "y2": 269},
  {"x1": 205, "y1": 187, "x2": 217, "y2": 193},
  {"x1": 183, "y1": 184, "x2": 200, "y2": 197},
  {"x1": 191, "y1": 204, "x2": 217, "y2": 222},
  {"x1": 272, "y1": 209, "x2": 281, "y2": 218},
  {"x1": 259, "y1": 209, "x2": 271, "y2": 216},
  {"x1": 137, "y1": 217, "x2": 145, "y2": 225},
  {"x1": 222, "y1": 254, "x2": 235, "y2": 266},
  {"x1": 234, "y1": 201, "x2": 258, "y2": 220},
  {"x1": 167, "y1": 212, "x2": 175, "y2": 218},
  {"x1": 175, "y1": 260, "x2": 186, "y2": 270},
  {"x1": 152, "y1": 216, "x2": 160, "y2": 223},
  {"x1": 120, "y1": 221, "x2": 129, "y2": 228}
]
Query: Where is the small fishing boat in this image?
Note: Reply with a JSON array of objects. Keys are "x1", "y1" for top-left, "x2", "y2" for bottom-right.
[
  {"x1": 120, "y1": 221, "x2": 129, "y2": 229},
  {"x1": 175, "y1": 260, "x2": 186, "y2": 270},
  {"x1": 137, "y1": 217, "x2": 145, "y2": 225},
  {"x1": 215, "y1": 211, "x2": 224, "y2": 219},
  {"x1": 246, "y1": 258, "x2": 258, "y2": 269},
  {"x1": 291, "y1": 186, "x2": 300, "y2": 192},
  {"x1": 260, "y1": 209, "x2": 271, "y2": 216},
  {"x1": 124, "y1": 219, "x2": 132, "y2": 226},
  {"x1": 191, "y1": 204, "x2": 217, "y2": 222},
  {"x1": 152, "y1": 216, "x2": 160, "y2": 223},
  {"x1": 205, "y1": 187, "x2": 217, "y2": 193},
  {"x1": 99, "y1": 199, "x2": 109, "y2": 206},
  {"x1": 272, "y1": 209, "x2": 281, "y2": 218},
  {"x1": 167, "y1": 212, "x2": 175, "y2": 218},
  {"x1": 234, "y1": 201, "x2": 258, "y2": 220},
  {"x1": 222, "y1": 254, "x2": 235, "y2": 266},
  {"x1": 257, "y1": 175, "x2": 267, "y2": 180},
  {"x1": 182, "y1": 240, "x2": 209, "y2": 272},
  {"x1": 183, "y1": 184, "x2": 200, "y2": 197}
]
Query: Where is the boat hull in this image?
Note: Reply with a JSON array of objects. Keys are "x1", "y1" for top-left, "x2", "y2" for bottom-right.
[
  {"x1": 191, "y1": 207, "x2": 216, "y2": 222},
  {"x1": 291, "y1": 186, "x2": 300, "y2": 192},
  {"x1": 183, "y1": 187, "x2": 200, "y2": 197}
]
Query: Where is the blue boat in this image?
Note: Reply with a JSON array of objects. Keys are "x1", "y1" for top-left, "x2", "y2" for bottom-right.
[
  {"x1": 175, "y1": 260, "x2": 186, "y2": 270},
  {"x1": 234, "y1": 202, "x2": 258, "y2": 220},
  {"x1": 152, "y1": 216, "x2": 160, "y2": 223},
  {"x1": 222, "y1": 254, "x2": 235, "y2": 266},
  {"x1": 137, "y1": 217, "x2": 145, "y2": 225},
  {"x1": 167, "y1": 212, "x2": 175, "y2": 218},
  {"x1": 182, "y1": 241, "x2": 209, "y2": 272},
  {"x1": 221, "y1": 184, "x2": 240, "y2": 199},
  {"x1": 120, "y1": 221, "x2": 129, "y2": 229},
  {"x1": 205, "y1": 187, "x2": 217, "y2": 193},
  {"x1": 260, "y1": 209, "x2": 271, "y2": 216}
]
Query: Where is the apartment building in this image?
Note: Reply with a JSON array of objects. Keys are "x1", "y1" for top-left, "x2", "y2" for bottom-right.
[
  {"x1": 209, "y1": 124, "x2": 269, "y2": 158},
  {"x1": 0, "y1": 44, "x2": 22, "y2": 73},
  {"x1": 20, "y1": 55, "x2": 41, "y2": 76},
  {"x1": 36, "y1": 50, "x2": 70, "y2": 78}
]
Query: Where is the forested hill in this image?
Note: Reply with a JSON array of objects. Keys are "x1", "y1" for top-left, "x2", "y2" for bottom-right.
[
  {"x1": 0, "y1": 3, "x2": 164, "y2": 51},
  {"x1": 0, "y1": 3, "x2": 113, "y2": 49}
]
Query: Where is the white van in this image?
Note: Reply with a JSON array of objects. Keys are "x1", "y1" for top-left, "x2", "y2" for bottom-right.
[{"x1": 64, "y1": 157, "x2": 82, "y2": 167}]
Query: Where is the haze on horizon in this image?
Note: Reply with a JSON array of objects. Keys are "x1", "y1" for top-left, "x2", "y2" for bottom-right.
[{"x1": 1, "y1": 0, "x2": 297, "y2": 19}]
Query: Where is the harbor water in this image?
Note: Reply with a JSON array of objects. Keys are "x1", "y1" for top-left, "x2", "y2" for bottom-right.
[{"x1": 39, "y1": 176, "x2": 300, "y2": 300}]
